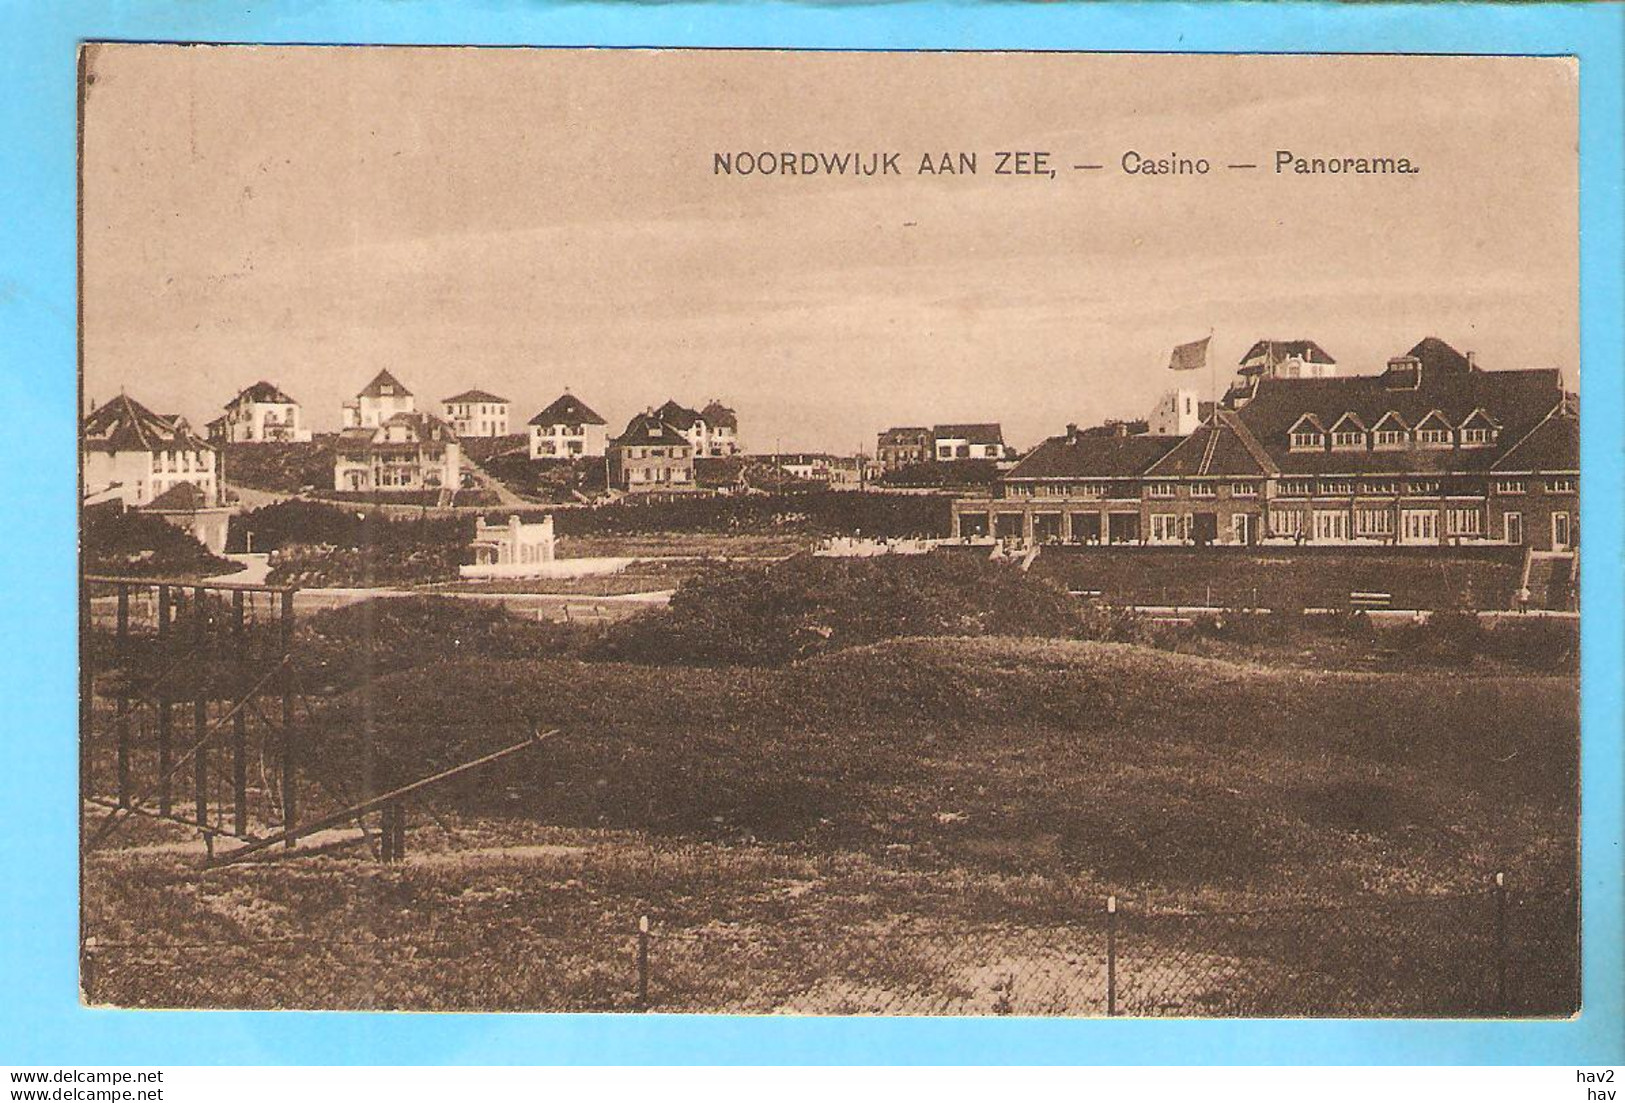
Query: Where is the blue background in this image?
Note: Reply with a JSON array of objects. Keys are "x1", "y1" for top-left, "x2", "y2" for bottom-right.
[{"x1": 1, "y1": 1, "x2": 1620, "y2": 1065}]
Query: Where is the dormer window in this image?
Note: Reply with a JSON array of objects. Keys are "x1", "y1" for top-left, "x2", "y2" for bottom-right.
[
  {"x1": 1458, "y1": 409, "x2": 1500, "y2": 448},
  {"x1": 1329, "y1": 413, "x2": 1367, "y2": 451},
  {"x1": 1288, "y1": 414, "x2": 1327, "y2": 452},
  {"x1": 1414, "y1": 411, "x2": 1454, "y2": 448},
  {"x1": 1371, "y1": 412, "x2": 1410, "y2": 450}
]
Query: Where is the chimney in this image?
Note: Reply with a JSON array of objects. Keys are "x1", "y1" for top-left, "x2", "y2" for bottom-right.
[
  {"x1": 1466, "y1": 350, "x2": 1478, "y2": 372},
  {"x1": 1065, "y1": 422, "x2": 1079, "y2": 443}
]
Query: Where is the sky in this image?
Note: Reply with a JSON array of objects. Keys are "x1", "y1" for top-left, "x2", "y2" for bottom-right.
[{"x1": 81, "y1": 47, "x2": 1578, "y2": 452}]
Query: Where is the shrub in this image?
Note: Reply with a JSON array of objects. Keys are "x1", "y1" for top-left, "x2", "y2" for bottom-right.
[
  {"x1": 590, "y1": 552, "x2": 1117, "y2": 666},
  {"x1": 82, "y1": 507, "x2": 239, "y2": 578},
  {"x1": 1480, "y1": 618, "x2": 1579, "y2": 673},
  {"x1": 1393, "y1": 609, "x2": 1485, "y2": 665},
  {"x1": 229, "y1": 500, "x2": 472, "y2": 554}
]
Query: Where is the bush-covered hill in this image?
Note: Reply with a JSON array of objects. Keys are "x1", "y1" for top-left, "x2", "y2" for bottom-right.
[
  {"x1": 82, "y1": 507, "x2": 240, "y2": 578},
  {"x1": 300, "y1": 635, "x2": 1577, "y2": 893}
]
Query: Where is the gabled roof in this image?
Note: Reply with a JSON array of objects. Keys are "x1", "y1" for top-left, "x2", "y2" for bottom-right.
[
  {"x1": 1404, "y1": 337, "x2": 1474, "y2": 377},
  {"x1": 229, "y1": 381, "x2": 298, "y2": 408},
  {"x1": 933, "y1": 423, "x2": 1004, "y2": 444},
  {"x1": 1287, "y1": 413, "x2": 1327, "y2": 434},
  {"x1": 530, "y1": 392, "x2": 607, "y2": 427},
  {"x1": 615, "y1": 413, "x2": 693, "y2": 448},
  {"x1": 357, "y1": 369, "x2": 412, "y2": 398},
  {"x1": 700, "y1": 400, "x2": 738, "y2": 430},
  {"x1": 1146, "y1": 409, "x2": 1278, "y2": 478},
  {"x1": 1005, "y1": 431, "x2": 1179, "y2": 480},
  {"x1": 1328, "y1": 412, "x2": 1367, "y2": 432},
  {"x1": 1371, "y1": 410, "x2": 1411, "y2": 431},
  {"x1": 879, "y1": 426, "x2": 932, "y2": 443},
  {"x1": 654, "y1": 400, "x2": 702, "y2": 430},
  {"x1": 83, "y1": 394, "x2": 212, "y2": 454},
  {"x1": 1240, "y1": 339, "x2": 1336, "y2": 366},
  {"x1": 346, "y1": 411, "x2": 456, "y2": 444},
  {"x1": 443, "y1": 388, "x2": 510, "y2": 405},
  {"x1": 1232, "y1": 362, "x2": 1563, "y2": 475},
  {"x1": 1413, "y1": 409, "x2": 1453, "y2": 429},
  {"x1": 1492, "y1": 400, "x2": 1578, "y2": 472},
  {"x1": 1459, "y1": 407, "x2": 1501, "y2": 429}
]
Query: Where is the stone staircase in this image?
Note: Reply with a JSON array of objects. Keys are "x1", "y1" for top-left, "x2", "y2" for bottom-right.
[{"x1": 1523, "y1": 550, "x2": 1577, "y2": 611}]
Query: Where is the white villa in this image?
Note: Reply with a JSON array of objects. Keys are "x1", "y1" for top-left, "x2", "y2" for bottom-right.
[
  {"x1": 528, "y1": 392, "x2": 609, "y2": 459},
  {"x1": 83, "y1": 394, "x2": 220, "y2": 509},
  {"x1": 333, "y1": 412, "x2": 461, "y2": 493},
  {"x1": 208, "y1": 381, "x2": 312, "y2": 443},
  {"x1": 441, "y1": 389, "x2": 512, "y2": 438},
  {"x1": 342, "y1": 369, "x2": 416, "y2": 429}
]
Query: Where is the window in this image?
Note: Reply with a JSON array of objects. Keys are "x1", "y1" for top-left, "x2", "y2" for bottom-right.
[
  {"x1": 1460, "y1": 427, "x2": 1494, "y2": 447},
  {"x1": 1494, "y1": 479, "x2": 1526, "y2": 495},
  {"x1": 1072, "y1": 482, "x2": 1104, "y2": 500},
  {"x1": 1290, "y1": 429, "x2": 1324, "y2": 452},
  {"x1": 1355, "y1": 507, "x2": 1395, "y2": 537},
  {"x1": 1546, "y1": 477, "x2": 1576, "y2": 494},
  {"x1": 1271, "y1": 509, "x2": 1305, "y2": 537},
  {"x1": 1359, "y1": 480, "x2": 1396, "y2": 496},
  {"x1": 1150, "y1": 514, "x2": 1182, "y2": 544},
  {"x1": 1278, "y1": 479, "x2": 1313, "y2": 498},
  {"x1": 1417, "y1": 427, "x2": 1453, "y2": 447},
  {"x1": 1504, "y1": 512, "x2": 1524, "y2": 546},
  {"x1": 1321, "y1": 480, "x2": 1356, "y2": 496},
  {"x1": 1406, "y1": 479, "x2": 1441, "y2": 495},
  {"x1": 1373, "y1": 428, "x2": 1408, "y2": 449},
  {"x1": 1313, "y1": 510, "x2": 1351, "y2": 543},
  {"x1": 1146, "y1": 482, "x2": 1176, "y2": 499},
  {"x1": 1332, "y1": 430, "x2": 1366, "y2": 450},
  {"x1": 1446, "y1": 507, "x2": 1484, "y2": 537},
  {"x1": 1190, "y1": 482, "x2": 1216, "y2": 499},
  {"x1": 1231, "y1": 481, "x2": 1259, "y2": 498}
]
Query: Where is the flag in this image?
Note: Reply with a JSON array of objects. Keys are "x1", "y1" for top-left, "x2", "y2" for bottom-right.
[{"x1": 1168, "y1": 336, "x2": 1210, "y2": 372}]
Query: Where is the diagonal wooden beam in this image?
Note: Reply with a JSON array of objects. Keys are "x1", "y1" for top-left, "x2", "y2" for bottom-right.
[{"x1": 205, "y1": 728, "x2": 558, "y2": 869}]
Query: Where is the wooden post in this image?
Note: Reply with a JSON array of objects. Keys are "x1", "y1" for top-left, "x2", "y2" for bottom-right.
[
  {"x1": 637, "y1": 914, "x2": 650, "y2": 1009},
  {"x1": 1494, "y1": 871, "x2": 1508, "y2": 1015},
  {"x1": 1106, "y1": 895, "x2": 1118, "y2": 1017},
  {"x1": 392, "y1": 799, "x2": 406, "y2": 861},
  {"x1": 115, "y1": 585, "x2": 130, "y2": 808},
  {"x1": 280, "y1": 589, "x2": 296, "y2": 845},
  {"x1": 193, "y1": 587, "x2": 208, "y2": 826},
  {"x1": 156, "y1": 585, "x2": 172, "y2": 816},
  {"x1": 232, "y1": 591, "x2": 248, "y2": 837}
]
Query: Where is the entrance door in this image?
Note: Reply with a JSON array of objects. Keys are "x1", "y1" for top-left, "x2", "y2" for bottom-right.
[
  {"x1": 1504, "y1": 512, "x2": 1523, "y2": 546},
  {"x1": 1313, "y1": 509, "x2": 1350, "y2": 544},
  {"x1": 1191, "y1": 513, "x2": 1219, "y2": 546},
  {"x1": 1401, "y1": 509, "x2": 1439, "y2": 545},
  {"x1": 1232, "y1": 513, "x2": 1255, "y2": 546},
  {"x1": 1552, "y1": 512, "x2": 1572, "y2": 551}
]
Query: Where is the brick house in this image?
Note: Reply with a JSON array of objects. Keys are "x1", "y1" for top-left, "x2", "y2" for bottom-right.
[
  {"x1": 652, "y1": 399, "x2": 740, "y2": 458},
  {"x1": 952, "y1": 338, "x2": 1578, "y2": 551},
  {"x1": 608, "y1": 412, "x2": 696, "y2": 492},
  {"x1": 876, "y1": 427, "x2": 932, "y2": 471}
]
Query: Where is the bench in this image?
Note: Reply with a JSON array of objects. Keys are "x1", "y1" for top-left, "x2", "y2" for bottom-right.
[{"x1": 1349, "y1": 591, "x2": 1393, "y2": 610}]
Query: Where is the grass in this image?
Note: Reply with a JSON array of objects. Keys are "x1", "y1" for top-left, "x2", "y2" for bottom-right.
[{"x1": 81, "y1": 634, "x2": 1578, "y2": 1013}]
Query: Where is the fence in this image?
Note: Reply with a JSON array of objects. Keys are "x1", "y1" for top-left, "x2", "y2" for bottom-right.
[{"x1": 82, "y1": 880, "x2": 1577, "y2": 1017}]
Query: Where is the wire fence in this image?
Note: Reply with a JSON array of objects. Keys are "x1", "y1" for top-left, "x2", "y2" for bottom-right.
[{"x1": 82, "y1": 880, "x2": 1577, "y2": 1017}]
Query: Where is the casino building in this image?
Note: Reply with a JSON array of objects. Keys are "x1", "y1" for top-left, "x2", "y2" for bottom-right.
[{"x1": 950, "y1": 338, "x2": 1578, "y2": 551}]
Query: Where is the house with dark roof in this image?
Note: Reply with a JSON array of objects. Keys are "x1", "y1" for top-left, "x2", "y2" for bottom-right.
[
  {"x1": 82, "y1": 393, "x2": 221, "y2": 510},
  {"x1": 210, "y1": 381, "x2": 312, "y2": 444},
  {"x1": 440, "y1": 389, "x2": 511, "y2": 438},
  {"x1": 649, "y1": 398, "x2": 741, "y2": 457},
  {"x1": 341, "y1": 370, "x2": 416, "y2": 430},
  {"x1": 528, "y1": 392, "x2": 609, "y2": 460},
  {"x1": 951, "y1": 337, "x2": 1577, "y2": 551},
  {"x1": 932, "y1": 423, "x2": 1008, "y2": 462},
  {"x1": 333, "y1": 411, "x2": 461, "y2": 494},
  {"x1": 876, "y1": 427, "x2": 932, "y2": 471},
  {"x1": 608, "y1": 412, "x2": 697, "y2": 492}
]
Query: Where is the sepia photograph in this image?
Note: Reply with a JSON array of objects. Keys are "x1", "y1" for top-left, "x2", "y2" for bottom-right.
[{"x1": 78, "y1": 45, "x2": 1580, "y2": 1017}]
